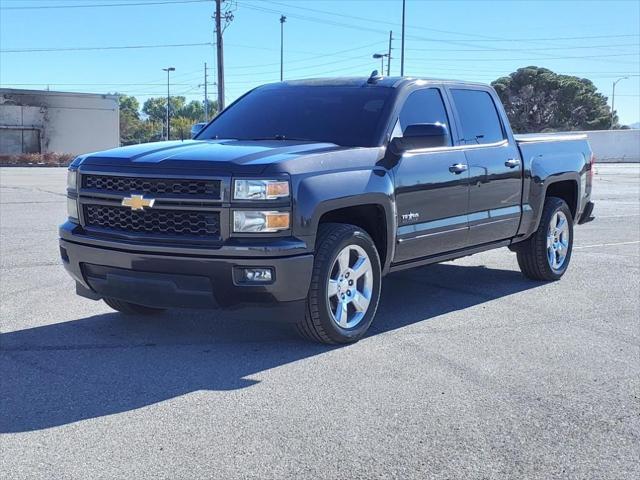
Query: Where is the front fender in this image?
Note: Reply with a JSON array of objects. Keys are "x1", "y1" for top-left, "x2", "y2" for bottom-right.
[{"x1": 292, "y1": 167, "x2": 396, "y2": 272}]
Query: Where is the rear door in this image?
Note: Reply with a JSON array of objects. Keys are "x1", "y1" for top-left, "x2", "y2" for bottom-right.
[
  {"x1": 392, "y1": 87, "x2": 470, "y2": 264},
  {"x1": 447, "y1": 87, "x2": 523, "y2": 244}
]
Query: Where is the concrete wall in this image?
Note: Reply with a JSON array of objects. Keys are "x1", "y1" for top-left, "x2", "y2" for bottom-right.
[
  {"x1": 0, "y1": 89, "x2": 119, "y2": 155},
  {"x1": 581, "y1": 130, "x2": 640, "y2": 163},
  {"x1": 520, "y1": 129, "x2": 640, "y2": 162}
]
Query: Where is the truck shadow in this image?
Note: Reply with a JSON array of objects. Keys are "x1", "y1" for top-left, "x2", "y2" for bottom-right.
[{"x1": 1, "y1": 262, "x2": 542, "y2": 433}]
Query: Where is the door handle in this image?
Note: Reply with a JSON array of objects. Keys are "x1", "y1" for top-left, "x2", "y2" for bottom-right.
[
  {"x1": 449, "y1": 163, "x2": 468, "y2": 174},
  {"x1": 505, "y1": 158, "x2": 520, "y2": 168}
]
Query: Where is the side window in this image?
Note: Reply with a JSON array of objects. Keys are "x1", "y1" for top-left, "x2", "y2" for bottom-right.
[
  {"x1": 398, "y1": 88, "x2": 451, "y2": 146},
  {"x1": 450, "y1": 89, "x2": 505, "y2": 145}
]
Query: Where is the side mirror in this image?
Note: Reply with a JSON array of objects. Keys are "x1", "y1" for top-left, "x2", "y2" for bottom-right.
[
  {"x1": 391, "y1": 123, "x2": 449, "y2": 152},
  {"x1": 190, "y1": 123, "x2": 206, "y2": 139}
]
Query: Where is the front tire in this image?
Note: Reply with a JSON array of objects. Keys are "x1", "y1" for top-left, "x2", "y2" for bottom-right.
[
  {"x1": 103, "y1": 297, "x2": 166, "y2": 315},
  {"x1": 296, "y1": 223, "x2": 382, "y2": 344},
  {"x1": 516, "y1": 197, "x2": 574, "y2": 281}
]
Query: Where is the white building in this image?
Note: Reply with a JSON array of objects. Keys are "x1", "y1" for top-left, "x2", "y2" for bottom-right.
[{"x1": 0, "y1": 89, "x2": 119, "y2": 156}]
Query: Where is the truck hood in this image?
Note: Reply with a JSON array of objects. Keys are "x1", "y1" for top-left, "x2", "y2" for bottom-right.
[{"x1": 78, "y1": 139, "x2": 347, "y2": 175}]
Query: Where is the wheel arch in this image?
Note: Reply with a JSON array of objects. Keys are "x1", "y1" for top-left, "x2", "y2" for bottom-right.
[
  {"x1": 516, "y1": 173, "x2": 581, "y2": 241},
  {"x1": 317, "y1": 203, "x2": 390, "y2": 271},
  {"x1": 293, "y1": 169, "x2": 396, "y2": 274}
]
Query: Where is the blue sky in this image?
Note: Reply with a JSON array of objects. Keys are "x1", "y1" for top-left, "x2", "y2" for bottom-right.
[{"x1": 1, "y1": 0, "x2": 639, "y2": 124}]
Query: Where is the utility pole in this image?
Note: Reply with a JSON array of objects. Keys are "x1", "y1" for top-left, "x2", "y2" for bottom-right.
[
  {"x1": 204, "y1": 62, "x2": 209, "y2": 120},
  {"x1": 162, "y1": 66, "x2": 175, "y2": 141},
  {"x1": 280, "y1": 15, "x2": 286, "y2": 81},
  {"x1": 215, "y1": 0, "x2": 225, "y2": 111},
  {"x1": 400, "y1": 0, "x2": 406, "y2": 76},
  {"x1": 387, "y1": 30, "x2": 393, "y2": 76},
  {"x1": 611, "y1": 76, "x2": 628, "y2": 129}
]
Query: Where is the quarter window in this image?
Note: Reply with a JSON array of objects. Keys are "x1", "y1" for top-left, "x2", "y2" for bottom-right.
[
  {"x1": 398, "y1": 88, "x2": 451, "y2": 146},
  {"x1": 451, "y1": 89, "x2": 505, "y2": 145}
]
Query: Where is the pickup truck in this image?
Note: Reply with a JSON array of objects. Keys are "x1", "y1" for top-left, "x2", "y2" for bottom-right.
[{"x1": 60, "y1": 74, "x2": 595, "y2": 344}]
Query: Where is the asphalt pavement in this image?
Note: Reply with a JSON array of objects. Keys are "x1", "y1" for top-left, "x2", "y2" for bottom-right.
[{"x1": 1, "y1": 164, "x2": 638, "y2": 479}]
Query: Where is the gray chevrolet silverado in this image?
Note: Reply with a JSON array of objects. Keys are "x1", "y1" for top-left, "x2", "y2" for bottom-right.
[{"x1": 61, "y1": 74, "x2": 595, "y2": 344}]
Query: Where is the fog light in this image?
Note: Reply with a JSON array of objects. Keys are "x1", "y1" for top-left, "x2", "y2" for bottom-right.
[{"x1": 240, "y1": 267, "x2": 273, "y2": 283}]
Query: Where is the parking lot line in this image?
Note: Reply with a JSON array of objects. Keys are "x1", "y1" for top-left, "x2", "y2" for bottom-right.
[{"x1": 574, "y1": 240, "x2": 640, "y2": 249}]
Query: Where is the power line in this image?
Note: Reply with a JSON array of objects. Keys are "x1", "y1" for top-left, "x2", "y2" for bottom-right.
[
  {"x1": 406, "y1": 43, "x2": 640, "y2": 53},
  {"x1": 0, "y1": 0, "x2": 212, "y2": 10},
  {"x1": 242, "y1": 1, "x2": 640, "y2": 43},
  {"x1": 223, "y1": 40, "x2": 386, "y2": 68},
  {"x1": 406, "y1": 53, "x2": 639, "y2": 62},
  {"x1": 224, "y1": 54, "x2": 386, "y2": 78},
  {"x1": 238, "y1": 1, "x2": 639, "y2": 67},
  {"x1": 0, "y1": 42, "x2": 212, "y2": 53},
  {"x1": 4, "y1": 83, "x2": 201, "y2": 86}
]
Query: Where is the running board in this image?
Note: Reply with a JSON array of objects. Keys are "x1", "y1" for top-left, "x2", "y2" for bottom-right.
[{"x1": 388, "y1": 240, "x2": 511, "y2": 273}]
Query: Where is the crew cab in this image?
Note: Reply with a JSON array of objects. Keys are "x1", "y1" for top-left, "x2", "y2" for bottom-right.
[{"x1": 60, "y1": 74, "x2": 595, "y2": 344}]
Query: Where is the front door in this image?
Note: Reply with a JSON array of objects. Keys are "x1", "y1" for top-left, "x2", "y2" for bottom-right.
[
  {"x1": 448, "y1": 87, "x2": 523, "y2": 244},
  {"x1": 392, "y1": 87, "x2": 470, "y2": 264}
]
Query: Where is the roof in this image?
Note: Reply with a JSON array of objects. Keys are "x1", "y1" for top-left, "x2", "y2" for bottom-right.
[
  {"x1": 0, "y1": 88, "x2": 119, "y2": 100},
  {"x1": 265, "y1": 76, "x2": 490, "y2": 89}
]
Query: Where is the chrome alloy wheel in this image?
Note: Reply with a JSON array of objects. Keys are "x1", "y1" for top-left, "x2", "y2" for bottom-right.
[
  {"x1": 547, "y1": 211, "x2": 570, "y2": 270},
  {"x1": 327, "y1": 244, "x2": 373, "y2": 329}
]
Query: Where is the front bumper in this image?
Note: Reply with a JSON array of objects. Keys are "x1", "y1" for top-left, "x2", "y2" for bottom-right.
[{"x1": 59, "y1": 225, "x2": 314, "y2": 319}]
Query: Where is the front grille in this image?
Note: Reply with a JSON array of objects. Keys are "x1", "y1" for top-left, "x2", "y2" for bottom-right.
[
  {"x1": 83, "y1": 174, "x2": 221, "y2": 198},
  {"x1": 84, "y1": 204, "x2": 220, "y2": 238}
]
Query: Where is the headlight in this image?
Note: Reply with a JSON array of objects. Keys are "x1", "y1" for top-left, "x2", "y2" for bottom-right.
[
  {"x1": 67, "y1": 169, "x2": 78, "y2": 190},
  {"x1": 233, "y1": 179, "x2": 289, "y2": 200},
  {"x1": 233, "y1": 211, "x2": 290, "y2": 233},
  {"x1": 67, "y1": 197, "x2": 79, "y2": 221}
]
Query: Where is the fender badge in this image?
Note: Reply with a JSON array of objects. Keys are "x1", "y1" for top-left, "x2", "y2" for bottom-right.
[{"x1": 401, "y1": 212, "x2": 420, "y2": 222}]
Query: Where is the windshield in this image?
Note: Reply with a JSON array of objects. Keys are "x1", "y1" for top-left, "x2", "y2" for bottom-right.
[{"x1": 198, "y1": 85, "x2": 394, "y2": 147}]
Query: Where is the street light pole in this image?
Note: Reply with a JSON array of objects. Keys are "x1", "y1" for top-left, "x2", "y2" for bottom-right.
[
  {"x1": 387, "y1": 30, "x2": 393, "y2": 76},
  {"x1": 204, "y1": 62, "x2": 209, "y2": 120},
  {"x1": 162, "y1": 67, "x2": 175, "y2": 141},
  {"x1": 400, "y1": 0, "x2": 406, "y2": 76},
  {"x1": 215, "y1": 0, "x2": 225, "y2": 111},
  {"x1": 280, "y1": 15, "x2": 286, "y2": 82},
  {"x1": 373, "y1": 53, "x2": 389, "y2": 74},
  {"x1": 611, "y1": 76, "x2": 628, "y2": 129}
]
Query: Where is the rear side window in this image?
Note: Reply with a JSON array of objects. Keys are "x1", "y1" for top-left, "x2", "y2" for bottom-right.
[
  {"x1": 398, "y1": 88, "x2": 451, "y2": 146},
  {"x1": 451, "y1": 89, "x2": 505, "y2": 145}
]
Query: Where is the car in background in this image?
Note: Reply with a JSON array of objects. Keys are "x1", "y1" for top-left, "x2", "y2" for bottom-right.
[{"x1": 190, "y1": 122, "x2": 207, "y2": 138}]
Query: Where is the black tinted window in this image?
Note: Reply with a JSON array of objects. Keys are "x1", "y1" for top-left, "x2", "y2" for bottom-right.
[
  {"x1": 399, "y1": 88, "x2": 451, "y2": 145},
  {"x1": 451, "y1": 89, "x2": 505, "y2": 144},
  {"x1": 199, "y1": 86, "x2": 393, "y2": 147}
]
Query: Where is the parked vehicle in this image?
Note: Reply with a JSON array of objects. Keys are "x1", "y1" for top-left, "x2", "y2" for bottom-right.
[
  {"x1": 190, "y1": 122, "x2": 207, "y2": 139},
  {"x1": 61, "y1": 74, "x2": 595, "y2": 344}
]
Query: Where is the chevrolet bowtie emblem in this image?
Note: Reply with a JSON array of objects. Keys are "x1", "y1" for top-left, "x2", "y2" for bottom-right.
[{"x1": 121, "y1": 194, "x2": 155, "y2": 211}]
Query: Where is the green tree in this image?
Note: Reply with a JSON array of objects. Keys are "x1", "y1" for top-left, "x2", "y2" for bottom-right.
[
  {"x1": 118, "y1": 94, "x2": 140, "y2": 119},
  {"x1": 142, "y1": 96, "x2": 186, "y2": 124},
  {"x1": 492, "y1": 66, "x2": 614, "y2": 133},
  {"x1": 177, "y1": 100, "x2": 205, "y2": 122},
  {"x1": 170, "y1": 116, "x2": 194, "y2": 140},
  {"x1": 204, "y1": 99, "x2": 219, "y2": 121},
  {"x1": 115, "y1": 94, "x2": 143, "y2": 146},
  {"x1": 135, "y1": 120, "x2": 163, "y2": 144}
]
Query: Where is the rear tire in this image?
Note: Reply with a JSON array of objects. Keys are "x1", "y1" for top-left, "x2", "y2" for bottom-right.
[
  {"x1": 296, "y1": 223, "x2": 382, "y2": 345},
  {"x1": 103, "y1": 297, "x2": 166, "y2": 315},
  {"x1": 516, "y1": 197, "x2": 574, "y2": 281}
]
